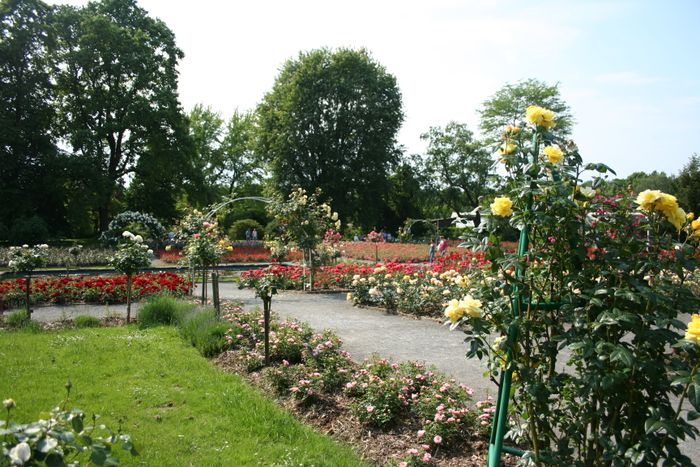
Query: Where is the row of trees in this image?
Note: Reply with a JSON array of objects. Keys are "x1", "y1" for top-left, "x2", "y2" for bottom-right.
[{"x1": 3, "y1": 0, "x2": 696, "y2": 242}]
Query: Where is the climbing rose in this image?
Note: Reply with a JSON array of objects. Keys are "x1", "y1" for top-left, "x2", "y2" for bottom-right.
[
  {"x1": 526, "y1": 105, "x2": 556, "y2": 128},
  {"x1": 491, "y1": 196, "x2": 513, "y2": 217},
  {"x1": 543, "y1": 145, "x2": 564, "y2": 164}
]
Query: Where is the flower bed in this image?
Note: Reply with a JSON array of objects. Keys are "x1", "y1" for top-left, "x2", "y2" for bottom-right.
[
  {"x1": 213, "y1": 304, "x2": 498, "y2": 466},
  {"x1": 0, "y1": 246, "x2": 112, "y2": 268},
  {"x1": 158, "y1": 245, "x2": 303, "y2": 264},
  {"x1": 238, "y1": 251, "x2": 489, "y2": 317},
  {"x1": 0, "y1": 272, "x2": 189, "y2": 309}
]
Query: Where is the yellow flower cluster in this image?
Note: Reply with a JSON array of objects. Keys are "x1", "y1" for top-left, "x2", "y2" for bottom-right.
[
  {"x1": 499, "y1": 143, "x2": 517, "y2": 155},
  {"x1": 543, "y1": 145, "x2": 564, "y2": 164},
  {"x1": 635, "y1": 190, "x2": 687, "y2": 230},
  {"x1": 526, "y1": 105, "x2": 556, "y2": 129},
  {"x1": 686, "y1": 314, "x2": 700, "y2": 345},
  {"x1": 444, "y1": 295, "x2": 482, "y2": 323},
  {"x1": 505, "y1": 125, "x2": 521, "y2": 134},
  {"x1": 491, "y1": 196, "x2": 513, "y2": 217},
  {"x1": 692, "y1": 219, "x2": 700, "y2": 236}
]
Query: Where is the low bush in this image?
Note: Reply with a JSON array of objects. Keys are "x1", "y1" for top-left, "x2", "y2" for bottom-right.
[
  {"x1": 5, "y1": 309, "x2": 29, "y2": 328},
  {"x1": 228, "y1": 218, "x2": 263, "y2": 241},
  {"x1": 178, "y1": 308, "x2": 230, "y2": 357},
  {"x1": 73, "y1": 314, "x2": 100, "y2": 328},
  {"x1": 138, "y1": 294, "x2": 196, "y2": 328}
]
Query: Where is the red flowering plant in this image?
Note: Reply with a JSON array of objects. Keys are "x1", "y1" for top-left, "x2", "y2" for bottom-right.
[{"x1": 266, "y1": 188, "x2": 341, "y2": 291}]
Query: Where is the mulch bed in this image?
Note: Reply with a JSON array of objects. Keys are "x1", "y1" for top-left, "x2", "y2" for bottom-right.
[{"x1": 213, "y1": 351, "x2": 517, "y2": 466}]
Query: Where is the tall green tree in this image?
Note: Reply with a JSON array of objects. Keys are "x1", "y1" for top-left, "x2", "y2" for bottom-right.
[
  {"x1": 184, "y1": 104, "x2": 225, "y2": 207},
  {"x1": 417, "y1": 122, "x2": 492, "y2": 216},
  {"x1": 382, "y1": 163, "x2": 425, "y2": 233},
  {"x1": 0, "y1": 0, "x2": 66, "y2": 235},
  {"x1": 220, "y1": 109, "x2": 260, "y2": 196},
  {"x1": 53, "y1": 0, "x2": 185, "y2": 231},
  {"x1": 479, "y1": 78, "x2": 574, "y2": 144},
  {"x1": 676, "y1": 153, "x2": 700, "y2": 216},
  {"x1": 257, "y1": 47, "x2": 404, "y2": 229}
]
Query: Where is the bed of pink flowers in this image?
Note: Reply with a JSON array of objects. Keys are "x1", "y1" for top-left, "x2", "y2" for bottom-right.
[{"x1": 216, "y1": 305, "x2": 495, "y2": 465}]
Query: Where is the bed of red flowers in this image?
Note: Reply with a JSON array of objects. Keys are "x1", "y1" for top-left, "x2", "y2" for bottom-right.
[
  {"x1": 239, "y1": 250, "x2": 489, "y2": 290},
  {"x1": 158, "y1": 245, "x2": 303, "y2": 264},
  {"x1": 0, "y1": 271, "x2": 189, "y2": 310}
]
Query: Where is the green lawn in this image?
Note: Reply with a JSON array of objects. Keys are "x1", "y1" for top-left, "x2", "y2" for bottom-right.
[{"x1": 0, "y1": 326, "x2": 365, "y2": 466}]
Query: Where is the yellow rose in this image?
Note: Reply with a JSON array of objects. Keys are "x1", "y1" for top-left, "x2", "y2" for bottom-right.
[
  {"x1": 635, "y1": 190, "x2": 662, "y2": 211},
  {"x1": 687, "y1": 212, "x2": 695, "y2": 221},
  {"x1": 664, "y1": 206, "x2": 685, "y2": 231},
  {"x1": 692, "y1": 219, "x2": 700, "y2": 231},
  {"x1": 460, "y1": 295, "x2": 482, "y2": 318},
  {"x1": 655, "y1": 193, "x2": 678, "y2": 214},
  {"x1": 491, "y1": 196, "x2": 513, "y2": 217},
  {"x1": 526, "y1": 105, "x2": 556, "y2": 129},
  {"x1": 499, "y1": 143, "x2": 517, "y2": 155},
  {"x1": 346, "y1": 292, "x2": 353, "y2": 301},
  {"x1": 226, "y1": 245, "x2": 233, "y2": 251},
  {"x1": 686, "y1": 314, "x2": 700, "y2": 345},
  {"x1": 444, "y1": 299, "x2": 465, "y2": 323},
  {"x1": 543, "y1": 146, "x2": 564, "y2": 164},
  {"x1": 505, "y1": 125, "x2": 521, "y2": 134}
]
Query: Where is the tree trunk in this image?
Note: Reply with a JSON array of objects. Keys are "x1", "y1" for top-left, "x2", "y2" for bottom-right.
[
  {"x1": 126, "y1": 273, "x2": 133, "y2": 323},
  {"x1": 201, "y1": 265, "x2": 208, "y2": 305},
  {"x1": 25, "y1": 274, "x2": 32, "y2": 318},
  {"x1": 309, "y1": 250, "x2": 315, "y2": 291},
  {"x1": 263, "y1": 298, "x2": 271, "y2": 365}
]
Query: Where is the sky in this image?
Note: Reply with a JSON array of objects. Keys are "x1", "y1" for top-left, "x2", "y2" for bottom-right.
[{"x1": 52, "y1": 0, "x2": 700, "y2": 179}]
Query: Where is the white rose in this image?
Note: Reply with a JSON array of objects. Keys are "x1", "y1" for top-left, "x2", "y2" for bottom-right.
[
  {"x1": 134, "y1": 235, "x2": 143, "y2": 243},
  {"x1": 21, "y1": 244, "x2": 29, "y2": 248},
  {"x1": 39, "y1": 244, "x2": 49, "y2": 249},
  {"x1": 122, "y1": 231, "x2": 133, "y2": 238},
  {"x1": 9, "y1": 442, "x2": 31, "y2": 465},
  {"x1": 147, "y1": 249, "x2": 153, "y2": 255}
]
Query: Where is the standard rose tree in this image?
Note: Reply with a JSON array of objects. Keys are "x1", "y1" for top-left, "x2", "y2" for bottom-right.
[
  {"x1": 110, "y1": 231, "x2": 152, "y2": 323},
  {"x1": 7, "y1": 244, "x2": 49, "y2": 317}
]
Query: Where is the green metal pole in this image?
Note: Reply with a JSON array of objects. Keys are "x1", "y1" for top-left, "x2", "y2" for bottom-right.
[
  {"x1": 487, "y1": 131, "x2": 538, "y2": 466},
  {"x1": 488, "y1": 227, "x2": 528, "y2": 466}
]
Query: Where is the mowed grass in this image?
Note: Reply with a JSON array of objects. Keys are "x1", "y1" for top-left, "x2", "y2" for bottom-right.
[{"x1": 0, "y1": 326, "x2": 365, "y2": 466}]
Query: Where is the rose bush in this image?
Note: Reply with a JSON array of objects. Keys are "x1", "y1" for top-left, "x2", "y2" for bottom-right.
[{"x1": 452, "y1": 105, "x2": 700, "y2": 464}]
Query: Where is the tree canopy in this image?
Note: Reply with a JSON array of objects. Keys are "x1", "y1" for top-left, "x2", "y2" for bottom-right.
[
  {"x1": 479, "y1": 78, "x2": 574, "y2": 144},
  {"x1": 53, "y1": 0, "x2": 185, "y2": 230},
  {"x1": 417, "y1": 122, "x2": 492, "y2": 216},
  {"x1": 257, "y1": 47, "x2": 404, "y2": 229}
]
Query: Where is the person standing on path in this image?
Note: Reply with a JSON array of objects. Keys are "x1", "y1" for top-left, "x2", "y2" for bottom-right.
[
  {"x1": 438, "y1": 236, "x2": 448, "y2": 257},
  {"x1": 252, "y1": 229, "x2": 258, "y2": 241},
  {"x1": 428, "y1": 240, "x2": 436, "y2": 263}
]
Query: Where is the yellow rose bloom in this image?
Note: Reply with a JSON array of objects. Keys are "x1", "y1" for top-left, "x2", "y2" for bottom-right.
[
  {"x1": 543, "y1": 146, "x2": 564, "y2": 164},
  {"x1": 686, "y1": 314, "x2": 700, "y2": 345},
  {"x1": 460, "y1": 295, "x2": 482, "y2": 318},
  {"x1": 499, "y1": 143, "x2": 517, "y2": 155},
  {"x1": 346, "y1": 292, "x2": 353, "y2": 301},
  {"x1": 655, "y1": 193, "x2": 678, "y2": 214},
  {"x1": 635, "y1": 189, "x2": 663, "y2": 211},
  {"x1": 444, "y1": 299, "x2": 465, "y2": 323},
  {"x1": 664, "y1": 206, "x2": 686, "y2": 231},
  {"x1": 505, "y1": 125, "x2": 521, "y2": 134},
  {"x1": 692, "y1": 219, "x2": 700, "y2": 231},
  {"x1": 491, "y1": 196, "x2": 513, "y2": 217},
  {"x1": 526, "y1": 105, "x2": 556, "y2": 129},
  {"x1": 687, "y1": 212, "x2": 695, "y2": 221},
  {"x1": 226, "y1": 245, "x2": 233, "y2": 251}
]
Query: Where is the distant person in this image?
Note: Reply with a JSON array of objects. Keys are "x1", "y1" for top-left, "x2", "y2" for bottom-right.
[
  {"x1": 438, "y1": 236, "x2": 448, "y2": 257},
  {"x1": 245, "y1": 228, "x2": 251, "y2": 241},
  {"x1": 252, "y1": 228, "x2": 258, "y2": 241},
  {"x1": 428, "y1": 240, "x2": 436, "y2": 263}
]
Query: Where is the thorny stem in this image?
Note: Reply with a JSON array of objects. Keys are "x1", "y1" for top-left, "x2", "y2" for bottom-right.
[{"x1": 675, "y1": 360, "x2": 700, "y2": 420}]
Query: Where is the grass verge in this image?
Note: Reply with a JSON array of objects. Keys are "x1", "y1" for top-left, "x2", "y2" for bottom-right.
[{"x1": 0, "y1": 326, "x2": 364, "y2": 466}]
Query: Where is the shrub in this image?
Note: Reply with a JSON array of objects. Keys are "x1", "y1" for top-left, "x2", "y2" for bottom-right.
[
  {"x1": 178, "y1": 308, "x2": 230, "y2": 357},
  {"x1": 138, "y1": 295, "x2": 196, "y2": 328},
  {"x1": 228, "y1": 218, "x2": 263, "y2": 241},
  {"x1": 5, "y1": 309, "x2": 29, "y2": 328},
  {"x1": 1, "y1": 396, "x2": 136, "y2": 465},
  {"x1": 8, "y1": 216, "x2": 49, "y2": 244},
  {"x1": 73, "y1": 315, "x2": 100, "y2": 328}
]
